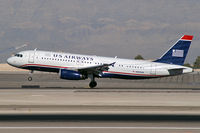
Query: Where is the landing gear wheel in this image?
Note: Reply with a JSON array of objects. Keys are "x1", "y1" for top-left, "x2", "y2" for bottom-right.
[
  {"x1": 89, "y1": 81, "x2": 97, "y2": 88},
  {"x1": 28, "y1": 77, "x2": 32, "y2": 81}
]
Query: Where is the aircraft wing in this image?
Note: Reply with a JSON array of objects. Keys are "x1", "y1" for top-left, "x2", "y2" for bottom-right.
[{"x1": 72, "y1": 62, "x2": 116, "y2": 77}]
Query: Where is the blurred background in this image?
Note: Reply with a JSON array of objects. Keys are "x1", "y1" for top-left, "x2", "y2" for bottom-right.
[{"x1": 0, "y1": 0, "x2": 200, "y2": 65}]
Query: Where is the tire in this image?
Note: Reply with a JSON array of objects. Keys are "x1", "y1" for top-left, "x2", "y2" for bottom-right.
[
  {"x1": 89, "y1": 81, "x2": 97, "y2": 88},
  {"x1": 28, "y1": 77, "x2": 32, "y2": 81}
]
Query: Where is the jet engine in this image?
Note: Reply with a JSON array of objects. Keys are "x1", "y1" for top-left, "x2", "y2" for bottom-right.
[{"x1": 59, "y1": 69, "x2": 86, "y2": 80}]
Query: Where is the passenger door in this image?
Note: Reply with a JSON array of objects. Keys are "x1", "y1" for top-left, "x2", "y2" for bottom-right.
[{"x1": 28, "y1": 51, "x2": 35, "y2": 63}]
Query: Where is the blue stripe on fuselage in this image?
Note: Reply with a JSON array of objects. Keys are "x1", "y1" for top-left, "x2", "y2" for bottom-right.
[
  {"x1": 101, "y1": 73, "x2": 158, "y2": 79},
  {"x1": 21, "y1": 65, "x2": 159, "y2": 79},
  {"x1": 21, "y1": 66, "x2": 59, "y2": 73}
]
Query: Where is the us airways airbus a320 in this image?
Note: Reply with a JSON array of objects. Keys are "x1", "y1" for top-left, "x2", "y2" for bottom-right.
[{"x1": 7, "y1": 35, "x2": 193, "y2": 88}]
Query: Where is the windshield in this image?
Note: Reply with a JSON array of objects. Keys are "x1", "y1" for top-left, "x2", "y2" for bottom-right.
[{"x1": 15, "y1": 54, "x2": 23, "y2": 57}]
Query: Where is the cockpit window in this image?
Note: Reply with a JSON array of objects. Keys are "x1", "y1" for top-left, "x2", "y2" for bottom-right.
[{"x1": 15, "y1": 54, "x2": 23, "y2": 57}]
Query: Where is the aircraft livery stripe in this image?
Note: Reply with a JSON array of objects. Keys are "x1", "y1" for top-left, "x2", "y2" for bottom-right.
[
  {"x1": 180, "y1": 35, "x2": 193, "y2": 41},
  {"x1": 20, "y1": 64, "x2": 69, "y2": 69},
  {"x1": 20, "y1": 64, "x2": 161, "y2": 77},
  {"x1": 104, "y1": 71, "x2": 161, "y2": 77}
]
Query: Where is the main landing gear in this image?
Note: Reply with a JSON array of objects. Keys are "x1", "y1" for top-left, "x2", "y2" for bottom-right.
[
  {"x1": 28, "y1": 70, "x2": 34, "y2": 81},
  {"x1": 89, "y1": 74, "x2": 97, "y2": 88},
  {"x1": 89, "y1": 81, "x2": 97, "y2": 88}
]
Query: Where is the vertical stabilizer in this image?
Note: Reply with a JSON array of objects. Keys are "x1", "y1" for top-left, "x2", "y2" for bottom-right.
[{"x1": 154, "y1": 35, "x2": 193, "y2": 65}]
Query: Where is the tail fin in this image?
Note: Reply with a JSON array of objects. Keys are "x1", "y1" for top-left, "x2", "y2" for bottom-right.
[{"x1": 154, "y1": 35, "x2": 193, "y2": 65}]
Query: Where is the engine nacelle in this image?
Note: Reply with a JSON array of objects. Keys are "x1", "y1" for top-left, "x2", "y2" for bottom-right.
[{"x1": 59, "y1": 69, "x2": 85, "y2": 80}]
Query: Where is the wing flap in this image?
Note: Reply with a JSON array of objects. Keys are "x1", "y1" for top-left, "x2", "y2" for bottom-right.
[{"x1": 76, "y1": 62, "x2": 116, "y2": 77}]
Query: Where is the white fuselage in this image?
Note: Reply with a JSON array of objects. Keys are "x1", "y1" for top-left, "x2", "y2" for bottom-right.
[{"x1": 7, "y1": 50, "x2": 193, "y2": 79}]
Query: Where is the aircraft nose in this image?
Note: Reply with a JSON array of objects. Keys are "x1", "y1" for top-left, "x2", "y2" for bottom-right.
[{"x1": 7, "y1": 57, "x2": 13, "y2": 65}]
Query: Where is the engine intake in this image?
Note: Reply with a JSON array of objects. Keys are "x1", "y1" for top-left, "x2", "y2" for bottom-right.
[{"x1": 60, "y1": 69, "x2": 85, "y2": 80}]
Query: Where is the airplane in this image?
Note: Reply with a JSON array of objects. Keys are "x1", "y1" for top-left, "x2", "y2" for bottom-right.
[{"x1": 7, "y1": 35, "x2": 193, "y2": 88}]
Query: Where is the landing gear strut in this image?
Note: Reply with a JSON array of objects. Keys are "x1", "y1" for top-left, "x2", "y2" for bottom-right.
[
  {"x1": 88, "y1": 74, "x2": 97, "y2": 88},
  {"x1": 28, "y1": 70, "x2": 34, "y2": 81}
]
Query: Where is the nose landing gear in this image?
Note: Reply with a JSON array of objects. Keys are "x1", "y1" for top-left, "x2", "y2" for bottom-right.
[
  {"x1": 28, "y1": 77, "x2": 32, "y2": 81},
  {"x1": 28, "y1": 70, "x2": 34, "y2": 81}
]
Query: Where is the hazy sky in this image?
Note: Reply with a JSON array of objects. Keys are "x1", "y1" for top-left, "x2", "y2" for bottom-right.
[{"x1": 0, "y1": 0, "x2": 200, "y2": 64}]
